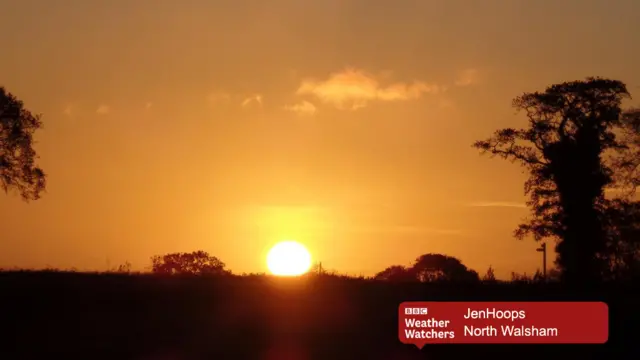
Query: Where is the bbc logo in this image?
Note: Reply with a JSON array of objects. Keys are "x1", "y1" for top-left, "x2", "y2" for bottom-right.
[{"x1": 405, "y1": 307, "x2": 428, "y2": 315}]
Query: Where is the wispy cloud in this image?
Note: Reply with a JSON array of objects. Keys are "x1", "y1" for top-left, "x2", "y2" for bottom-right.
[
  {"x1": 145, "y1": 102, "x2": 153, "y2": 110},
  {"x1": 296, "y1": 68, "x2": 441, "y2": 110},
  {"x1": 396, "y1": 226, "x2": 462, "y2": 235},
  {"x1": 343, "y1": 224, "x2": 462, "y2": 235},
  {"x1": 96, "y1": 105, "x2": 110, "y2": 115},
  {"x1": 246, "y1": 204, "x2": 462, "y2": 236},
  {"x1": 467, "y1": 201, "x2": 526, "y2": 208},
  {"x1": 454, "y1": 68, "x2": 479, "y2": 86},
  {"x1": 284, "y1": 101, "x2": 317, "y2": 116},
  {"x1": 241, "y1": 94, "x2": 263, "y2": 108}
]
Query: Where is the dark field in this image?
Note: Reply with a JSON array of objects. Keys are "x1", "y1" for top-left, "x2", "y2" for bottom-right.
[{"x1": 2, "y1": 271, "x2": 638, "y2": 360}]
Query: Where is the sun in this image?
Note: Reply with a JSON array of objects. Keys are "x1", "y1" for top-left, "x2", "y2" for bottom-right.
[{"x1": 266, "y1": 241, "x2": 312, "y2": 276}]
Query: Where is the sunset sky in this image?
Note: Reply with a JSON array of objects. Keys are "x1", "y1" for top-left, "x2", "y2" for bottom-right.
[{"x1": 1, "y1": 0, "x2": 639, "y2": 279}]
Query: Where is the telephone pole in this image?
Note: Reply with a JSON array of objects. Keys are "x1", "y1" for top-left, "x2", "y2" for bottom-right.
[{"x1": 536, "y1": 243, "x2": 547, "y2": 279}]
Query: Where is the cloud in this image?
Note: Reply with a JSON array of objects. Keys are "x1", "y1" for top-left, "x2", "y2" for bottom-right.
[
  {"x1": 454, "y1": 68, "x2": 479, "y2": 86},
  {"x1": 344, "y1": 224, "x2": 462, "y2": 235},
  {"x1": 96, "y1": 105, "x2": 110, "y2": 115},
  {"x1": 145, "y1": 102, "x2": 153, "y2": 110},
  {"x1": 242, "y1": 94, "x2": 263, "y2": 108},
  {"x1": 284, "y1": 101, "x2": 317, "y2": 116},
  {"x1": 296, "y1": 68, "x2": 441, "y2": 110},
  {"x1": 394, "y1": 226, "x2": 462, "y2": 235},
  {"x1": 467, "y1": 201, "x2": 526, "y2": 208}
]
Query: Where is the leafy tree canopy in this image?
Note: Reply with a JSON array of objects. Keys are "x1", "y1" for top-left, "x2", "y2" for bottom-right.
[{"x1": 0, "y1": 87, "x2": 46, "y2": 201}]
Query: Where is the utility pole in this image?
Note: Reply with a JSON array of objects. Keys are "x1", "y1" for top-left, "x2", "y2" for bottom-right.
[{"x1": 536, "y1": 243, "x2": 547, "y2": 279}]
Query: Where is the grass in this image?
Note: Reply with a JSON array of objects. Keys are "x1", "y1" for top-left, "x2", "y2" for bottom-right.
[{"x1": 1, "y1": 269, "x2": 638, "y2": 360}]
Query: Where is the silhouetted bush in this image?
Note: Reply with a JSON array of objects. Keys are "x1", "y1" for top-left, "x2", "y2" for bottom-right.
[
  {"x1": 150, "y1": 250, "x2": 231, "y2": 275},
  {"x1": 374, "y1": 253, "x2": 480, "y2": 283}
]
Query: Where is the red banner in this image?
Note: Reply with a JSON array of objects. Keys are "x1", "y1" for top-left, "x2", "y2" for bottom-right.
[{"x1": 398, "y1": 302, "x2": 608, "y2": 347}]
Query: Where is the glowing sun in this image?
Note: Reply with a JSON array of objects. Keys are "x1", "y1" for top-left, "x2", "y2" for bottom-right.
[{"x1": 266, "y1": 241, "x2": 312, "y2": 276}]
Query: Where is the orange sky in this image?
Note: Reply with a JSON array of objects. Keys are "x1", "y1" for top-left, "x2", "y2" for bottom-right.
[{"x1": 1, "y1": 0, "x2": 639, "y2": 279}]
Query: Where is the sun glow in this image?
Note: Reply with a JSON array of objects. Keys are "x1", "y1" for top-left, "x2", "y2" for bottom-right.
[{"x1": 266, "y1": 241, "x2": 312, "y2": 276}]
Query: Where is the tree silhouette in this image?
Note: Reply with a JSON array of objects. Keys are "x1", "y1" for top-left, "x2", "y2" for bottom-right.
[
  {"x1": 0, "y1": 87, "x2": 46, "y2": 201},
  {"x1": 474, "y1": 78, "x2": 631, "y2": 285},
  {"x1": 374, "y1": 254, "x2": 479, "y2": 282},
  {"x1": 150, "y1": 251, "x2": 231, "y2": 275},
  {"x1": 373, "y1": 265, "x2": 414, "y2": 281},
  {"x1": 411, "y1": 253, "x2": 480, "y2": 282},
  {"x1": 482, "y1": 265, "x2": 497, "y2": 282}
]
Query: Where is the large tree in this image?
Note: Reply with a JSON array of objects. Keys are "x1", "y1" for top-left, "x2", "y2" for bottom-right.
[
  {"x1": 473, "y1": 78, "x2": 631, "y2": 285},
  {"x1": 0, "y1": 87, "x2": 46, "y2": 201}
]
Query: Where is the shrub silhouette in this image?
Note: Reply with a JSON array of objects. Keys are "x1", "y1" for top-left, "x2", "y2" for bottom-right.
[
  {"x1": 374, "y1": 254, "x2": 479, "y2": 282},
  {"x1": 150, "y1": 250, "x2": 231, "y2": 275},
  {"x1": 411, "y1": 253, "x2": 480, "y2": 282},
  {"x1": 373, "y1": 265, "x2": 414, "y2": 281}
]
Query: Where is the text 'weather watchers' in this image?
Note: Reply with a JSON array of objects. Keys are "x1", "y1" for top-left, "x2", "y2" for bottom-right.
[{"x1": 398, "y1": 301, "x2": 608, "y2": 347}]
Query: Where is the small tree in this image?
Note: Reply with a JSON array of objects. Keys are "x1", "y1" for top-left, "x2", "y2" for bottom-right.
[
  {"x1": 0, "y1": 87, "x2": 46, "y2": 201},
  {"x1": 150, "y1": 250, "x2": 231, "y2": 275},
  {"x1": 308, "y1": 261, "x2": 325, "y2": 275},
  {"x1": 114, "y1": 261, "x2": 132, "y2": 274},
  {"x1": 482, "y1": 265, "x2": 497, "y2": 282}
]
